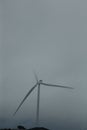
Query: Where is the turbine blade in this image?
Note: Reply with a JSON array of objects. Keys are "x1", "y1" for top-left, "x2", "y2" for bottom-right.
[
  {"x1": 41, "y1": 83, "x2": 73, "y2": 89},
  {"x1": 33, "y1": 71, "x2": 38, "y2": 83},
  {"x1": 13, "y1": 83, "x2": 37, "y2": 116}
]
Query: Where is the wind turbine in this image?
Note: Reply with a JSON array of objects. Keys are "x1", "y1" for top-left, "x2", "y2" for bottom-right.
[{"x1": 13, "y1": 73, "x2": 73, "y2": 126}]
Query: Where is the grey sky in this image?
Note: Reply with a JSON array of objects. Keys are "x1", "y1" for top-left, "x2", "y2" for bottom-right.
[{"x1": 0, "y1": 0, "x2": 87, "y2": 130}]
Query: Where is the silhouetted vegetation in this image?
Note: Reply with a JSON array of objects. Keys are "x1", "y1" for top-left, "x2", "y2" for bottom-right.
[
  {"x1": 28, "y1": 127, "x2": 49, "y2": 130},
  {"x1": 0, "y1": 126, "x2": 50, "y2": 130},
  {"x1": 17, "y1": 125, "x2": 26, "y2": 129}
]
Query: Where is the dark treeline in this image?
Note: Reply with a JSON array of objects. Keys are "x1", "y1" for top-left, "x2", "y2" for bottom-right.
[{"x1": 0, "y1": 125, "x2": 50, "y2": 130}]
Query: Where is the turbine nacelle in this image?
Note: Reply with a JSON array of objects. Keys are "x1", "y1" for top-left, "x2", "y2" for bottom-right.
[{"x1": 39, "y1": 80, "x2": 43, "y2": 84}]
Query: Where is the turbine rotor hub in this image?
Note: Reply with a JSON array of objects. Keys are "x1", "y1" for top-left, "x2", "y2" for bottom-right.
[{"x1": 39, "y1": 80, "x2": 43, "y2": 83}]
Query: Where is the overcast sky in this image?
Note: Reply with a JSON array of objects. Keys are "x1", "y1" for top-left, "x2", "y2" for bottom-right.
[{"x1": 0, "y1": 0, "x2": 87, "y2": 130}]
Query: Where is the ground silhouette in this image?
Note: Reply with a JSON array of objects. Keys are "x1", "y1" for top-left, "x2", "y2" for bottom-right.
[
  {"x1": 17, "y1": 125, "x2": 26, "y2": 129},
  {"x1": 0, "y1": 126, "x2": 50, "y2": 130},
  {"x1": 28, "y1": 127, "x2": 50, "y2": 130},
  {"x1": 0, "y1": 128, "x2": 50, "y2": 130}
]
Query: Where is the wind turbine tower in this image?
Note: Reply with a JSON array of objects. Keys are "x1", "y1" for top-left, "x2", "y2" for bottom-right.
[{"x1": 13, "y1": 73, "x2": 73, "y2": 126}]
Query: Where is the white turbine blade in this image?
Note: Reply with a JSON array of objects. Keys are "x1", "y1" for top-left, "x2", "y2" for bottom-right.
[
  {"x1": 41, "y1": 82, "x2": 73, "y2": 89},
  {"x1": 33, "y1": 71, "x2": 38, "y2": 83},
  {"x1": 13, "y1": 83, "x2": 38, "y2": 116}
]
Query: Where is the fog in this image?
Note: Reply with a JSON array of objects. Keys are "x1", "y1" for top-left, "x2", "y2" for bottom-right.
[{"x1": 0, "y1": 0, "x2": 87, "y2": 130}]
